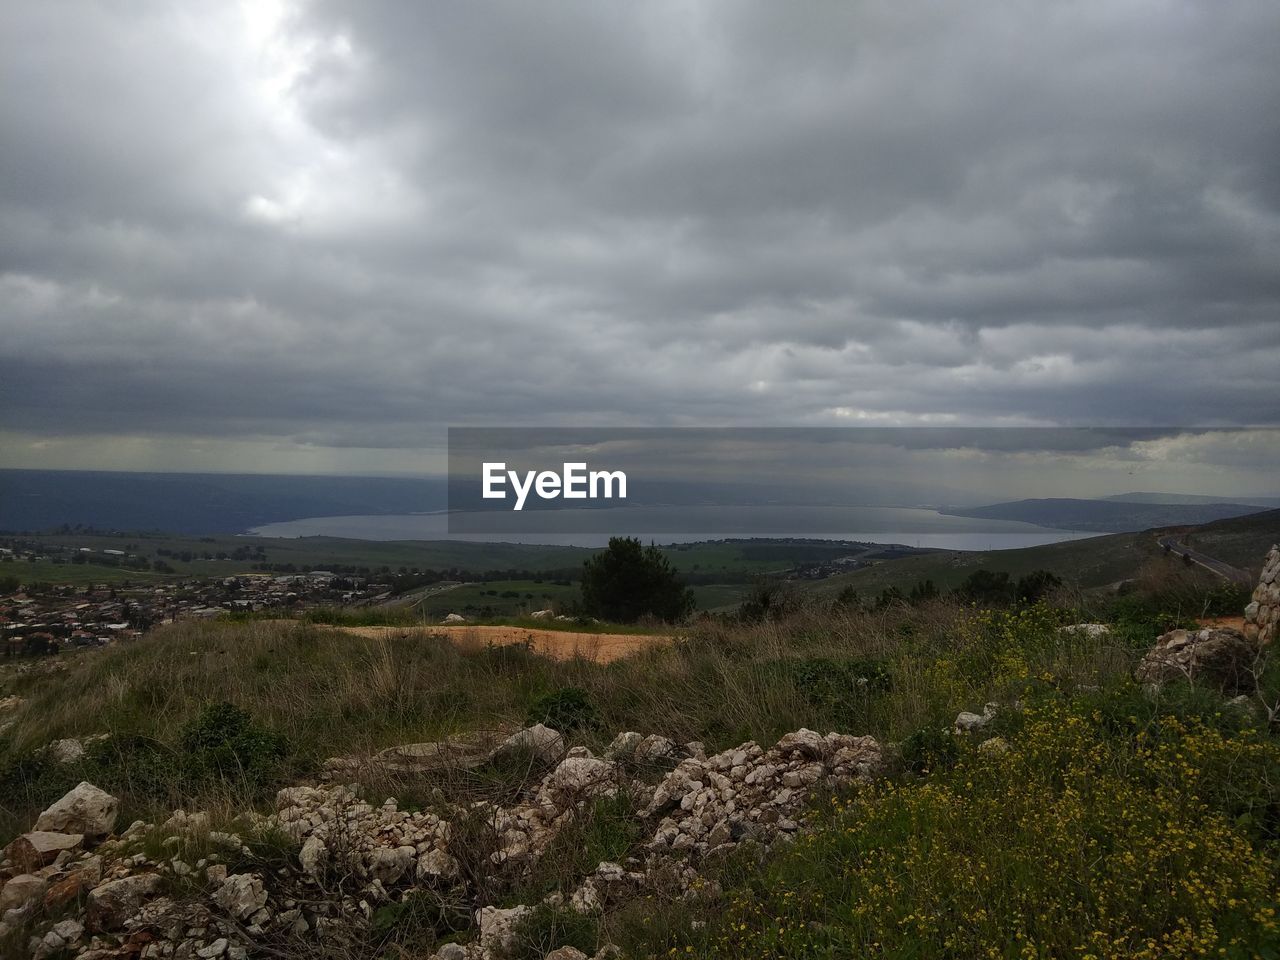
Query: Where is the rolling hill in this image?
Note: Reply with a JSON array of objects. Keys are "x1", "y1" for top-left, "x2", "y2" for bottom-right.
[
  {"x1": 809, "y1": 507, "x2": 1280, "y2": 598},
  {"x1": 940, "y1": 497, "x2": 1269, "y2": 532}
]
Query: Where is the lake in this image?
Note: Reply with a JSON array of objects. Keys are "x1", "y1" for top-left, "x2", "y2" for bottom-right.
[{"x1": 248, "y1": 504, "x2": 1103, "y2": 551}]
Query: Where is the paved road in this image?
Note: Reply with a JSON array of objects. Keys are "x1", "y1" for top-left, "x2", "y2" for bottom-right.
[{"x1": 1156, "y1": 536, "x2": 1253, "y2": 584}]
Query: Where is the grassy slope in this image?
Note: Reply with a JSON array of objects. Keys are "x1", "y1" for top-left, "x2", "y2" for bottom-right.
[
  {"x1": 1156, "y1": 506, "x2": 1280, "y2": 571},
  {"x1": 809, "y1": 508, "x2": 1280, "y2": 598},
  {"x1": 3, "y1": 567, "x2": 1279, "y2": 957}
]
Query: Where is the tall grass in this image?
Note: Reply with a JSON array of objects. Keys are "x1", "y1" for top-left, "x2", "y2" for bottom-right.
[{"x1": 1, "y1": 592, "x2": 1165, "y2": 839}]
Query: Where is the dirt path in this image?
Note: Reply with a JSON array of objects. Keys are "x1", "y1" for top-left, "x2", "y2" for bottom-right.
[
  {"x1": 1196, "y1": 615, "x2": 1246, "y2": 631},
  {"x1": 333, "y1": 624, "x2": 671, "y2": 662}
]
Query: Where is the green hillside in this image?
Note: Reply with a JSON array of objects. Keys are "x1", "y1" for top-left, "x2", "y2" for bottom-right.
[{"x1": 809, "y1": 508, "x2": 1280, "y2": 599}]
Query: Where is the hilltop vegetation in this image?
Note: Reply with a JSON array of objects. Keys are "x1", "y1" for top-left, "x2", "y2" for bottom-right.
[{"x1": 3, "y1": 542, "x2": 1280, "y2": 957}]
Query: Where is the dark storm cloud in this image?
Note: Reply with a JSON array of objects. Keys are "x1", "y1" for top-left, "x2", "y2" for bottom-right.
[{"x1": 1, "y1": 0, "x2": 1278, "y2": 472}]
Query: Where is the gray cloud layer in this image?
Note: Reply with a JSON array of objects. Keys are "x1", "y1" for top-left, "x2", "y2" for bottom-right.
[{"x1": 2, "y1": 1, "x2": 1278, "y2": 472}]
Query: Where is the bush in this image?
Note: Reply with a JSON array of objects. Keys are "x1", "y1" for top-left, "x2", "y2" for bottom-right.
[
  {"x1": 738, "y1": 579, "x2": 802, "y2": 622},
  {"x1": 580, "y1": 537, "x2": 694, "y2": 623},
  {"x1": 899, "y1": 724, "x2": 959, "y2": 775},
  {"x1": 774, "y1": 657, "x2": 892, "y2": 707},
  {"x1": 505, "y1": 904, "x2": 598, "y2": 960},
  {"x1": 1015, "y1": 569, "x2": 1062, "y2": 604},
  {"x1": 368, "y1": 887, "x2": 470, "y2": 954},
  {"x1": 178, "y1": 702, "x2": 290, "y2": 787},
  {"x1": 953, "y1": 569, "x2": 1016, "y2": 605},
  {"x1": 525, "y1": 687, "x2": 598, "y2": 734}
]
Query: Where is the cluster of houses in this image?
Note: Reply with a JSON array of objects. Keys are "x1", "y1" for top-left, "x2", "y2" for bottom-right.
[{"x1": 0, "y1": 570, "x2": 394, "y2": 658}]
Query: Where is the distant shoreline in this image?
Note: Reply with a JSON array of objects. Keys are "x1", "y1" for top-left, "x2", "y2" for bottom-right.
[{"x1": 248, "y1": 507, "x2": 1101, "y2": 552}]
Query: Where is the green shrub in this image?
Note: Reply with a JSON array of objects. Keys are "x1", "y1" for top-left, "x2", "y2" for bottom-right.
[
  {"x1": 770, "y1": 657, "x2": 892, "y2": 719},
  {"x1": 525, "y1": 687, "x2": 598, "y2": 734},
  {"x1": 368, "y1": 887, "x2": 470, "y2": 953},
  {"x1": 504, "y1": 904, "x2": 598, "y2": 960},
  {"x1": 738, "y1": 579, "x2": 802, "y2": 622},
  {"x1": 178, "y1": 702, "x2": 290, "y2": 787},
  {"x1": 899, "y1": 724, "x2": 959, "y2": 775}
]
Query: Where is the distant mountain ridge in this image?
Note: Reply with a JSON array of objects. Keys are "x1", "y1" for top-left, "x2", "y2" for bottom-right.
[
  {"x1": 1103, "y1": 492, "x2": 1280, "y2": 508},
  {"x1": 942, "y1": 497, "x2": 1272, "y2": 533}
]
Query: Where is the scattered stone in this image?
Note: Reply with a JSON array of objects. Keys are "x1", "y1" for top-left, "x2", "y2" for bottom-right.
[
  {"x1": 496, "y1": 723, "x2": 565, "y2": 765},
  {"x1": 5, "y1": 831, "x2": 83, "y2": 871},
  {"x1": 196, "y1": 938, "x2": 229, "y2": 958},
  {"x1": 529, "y1": 609, "x2": 555, "y2": 619},
  {"x1": 369, "y1": 846, "x2": 414, "y2": 885},
  {"x1": 0, "y1": 874, "x2": 48, "y2": 914},
  {"x1": 298, "y1": 835, "x2": 327, "y2": 879},
  {"x1": 1136, "y1": 627, "x2": 1259, "y2": 693},
  {"x1": 1058, "y1": 623, "x2": 1111, "y2": 639},
  {"x1": 86, "y1": 873, "x2": 161, "y2": 931},
  {"x1": 603, "y1": 731, "x2": 642, "y2": 760},
  {"x1": 478, "y1": 904, "x2": 532, "y2": 954},
  {"x1": 537, "y1": 756, "x2": 618, "y2": 806},
  {"x1": 0, "y1": 723, "x2": 893, "y2": 959},
  {"x1": 634, "y1": 735, "x2": 679, "y2": 764},
  {"x1": 417, "y1": 848, "x2": 459, "y2": 881},
  {"x1": 212, "y1": 874, "x2": 267, "y2": 920},
  {"x1": 954, "y1": 703, "x2": 998, "y2": 734},
  {"x1": 33, "y1": 917, "x2": 84, "y2": 960},
  {"x1": 34, "y1": 782, "x2": 119, "y2": 838},
  {"x1": 46, "y1": 738, "x2": 86, "y2": 764},
  {"x1": 545, "y1": 948, "x2": 589, "y2": 960},
  {"x1": 43, "y1": 873, "x2": 88, "y2": 912},
  {"x1": 441, "y1": 613, "x2": 468, "y2": 624},
  {"x1": 161, "y1": 809, "x2": 210, "y2": 834}
]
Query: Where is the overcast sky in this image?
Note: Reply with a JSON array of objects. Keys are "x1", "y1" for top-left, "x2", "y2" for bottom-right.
[{"x1": 2, "y1": 1, "x2": 1278, "y2": 478}]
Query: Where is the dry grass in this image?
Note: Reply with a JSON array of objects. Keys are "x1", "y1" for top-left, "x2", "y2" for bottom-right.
[{"x1": 0, "y1": 591, "x2": 1157, "y2": 840}]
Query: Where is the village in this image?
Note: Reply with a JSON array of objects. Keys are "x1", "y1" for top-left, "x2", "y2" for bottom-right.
[{"x1": 0, "y1": 540, "x2": 394, "y2": 657}]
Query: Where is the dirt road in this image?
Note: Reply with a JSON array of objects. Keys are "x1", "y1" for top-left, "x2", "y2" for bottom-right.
[{"x1": 332, "y1": 624, "x2": 670, "y2": 663}]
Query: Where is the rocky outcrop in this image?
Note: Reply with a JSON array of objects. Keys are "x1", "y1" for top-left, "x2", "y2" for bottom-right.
[
  {"x1": 0, "y1": 726, "x2": 885, "y2": 960},
  {"x1": 85, "y1": 873, "x2": 162, "y2": 931},
  {"x1": 1136, "y1": 626, "x2": 1258, "y2": 693},
  {"x1": 33, "y1": 782, "x2": 118, "y2": 839},
  {"x1": 1244, "y1": 544, "x2": 1280, "y2": 646},
  {"x1": 4, "y1": 831, "x2": 83, "y2": 872},
  {"x1": 640, "y1": 728, "x2": 884, "y2": 862}
]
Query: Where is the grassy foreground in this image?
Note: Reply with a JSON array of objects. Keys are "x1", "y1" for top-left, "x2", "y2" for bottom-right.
[{"x1": 2, "y1": 567, "x2": 1280, "y2": 957}]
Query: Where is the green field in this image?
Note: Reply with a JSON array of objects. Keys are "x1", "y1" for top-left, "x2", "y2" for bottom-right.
[
  {"x1": 1, "y1": 559, "x2": 172, "y2": 586},
  {"x1": 689, "y1": 582, "x2": 752, "y2": 611},
  {"x1": 419, "y1": 578, "x2": 582, "y2": 619}
]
